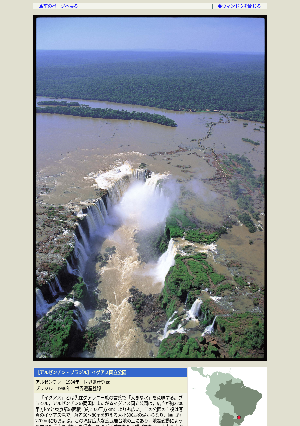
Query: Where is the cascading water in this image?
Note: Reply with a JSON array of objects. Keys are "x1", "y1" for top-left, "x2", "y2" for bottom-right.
[
  {"x1": 66, "y1": 259, "x2": 76, "y2": 275},
  {"x1": 77, "y1": 222, "x2": 91, "y2": 254},
  {"x1": 91, "y1": 204, "x2": 105, "y2": 229},
  {"x1": 202, "y1": 315, "x2": 217, "y2": 336},
  {"x1": 74, "y1": 236, "x2": 89, "y2": 276},
  {"x1": 162, "y1": 311, "x2": 187, "y2": 340},
  {"x1": 154, "y1": 239, "x2": 177, "y2": 284},
  {"x1": 36, "y1": 289, "x2": 50, "y2": 318},
  {"x1": 55, "y1": 276, "x2": 64, "y2": 293},
  {"x1": 163, "y1": 311, "x2": 178, "y2": 339},
  {"x1": 86, "y1": 211, "x2": 98, "y2": 236},
  {"x1": 184, "y1": 293, "x2": 189, "y2": 306},
  {"x1": 187, "y1": 299, "x2": 203, "y2": 320},
  {"x1": 74, "y1": 301, "x2": 89, "y2": 329},
  {"x1": 48, "y1": 281, "x2": 57, "y2": 297},
  {"x1": 98, "y1": 198, "x2": 108, "y2": 219}
]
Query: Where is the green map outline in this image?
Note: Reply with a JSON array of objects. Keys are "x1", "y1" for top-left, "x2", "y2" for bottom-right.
[{"x1": 191, "y1": 368, "x2": 262, "y2": 426}]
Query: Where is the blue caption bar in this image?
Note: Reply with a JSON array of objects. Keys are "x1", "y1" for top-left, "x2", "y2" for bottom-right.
[{"x1": 34, "y1": 368, "x2": 187, "y2": 377}]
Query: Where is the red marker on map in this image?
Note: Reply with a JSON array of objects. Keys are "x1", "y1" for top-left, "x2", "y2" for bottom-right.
[{"x1": 237, "y1": 416, "x2": 241, "y2": 419}]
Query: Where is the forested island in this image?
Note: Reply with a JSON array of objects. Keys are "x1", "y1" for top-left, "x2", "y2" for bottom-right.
[
  {"x1": 36, "y1": 102, "x2": 177, "y2": 127},
  {"x1": 36, "y1": 51, "x2": 265, "y2": 121}
]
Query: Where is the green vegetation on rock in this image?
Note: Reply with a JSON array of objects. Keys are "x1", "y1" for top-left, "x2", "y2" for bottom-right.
[
  {"x1": 164, "y1": 205, "x2": 227, "y2": 245},
  {"x1": 216, "y1": 313, "x2": 264, "y2": 358},
  {"x1": 214, "y1": 282, "x2": 234, "y2": 296},
  {"x1": 161, "y1": 252, "x2": 225, "y2": 318},
  {"x1": 36, "y1": 302, "x2": 79, "y2": 358},
  {"x1": 83, "y1": 320, "x2": 110, "y2": 352},
  {"x1": 157, "y1": 311, "x2": 264, "y2": 359},
  {"x1": 70, "y1": 277, "x2": 89, "y2": 304},
  {"x1": 234, "y1": 275, "x2": 248, "y2": 288},
  {"x1": 238, "y1": 212, "x2": 256, "y2": 233},
  {"x1": 157, "y1": 334, "x2": 219, "y2": 358}
]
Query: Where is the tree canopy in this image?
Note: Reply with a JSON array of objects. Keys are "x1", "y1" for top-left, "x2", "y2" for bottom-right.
[{"x1": 36, "y1": 51, "x2": 265, "y2": 120}]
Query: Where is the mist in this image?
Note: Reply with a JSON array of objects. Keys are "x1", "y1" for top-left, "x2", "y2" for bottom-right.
[
  {"x1": 111, "y1": 177, "x2": 180, "y2": 230},
  {"x1": 186, "y1": 176, "x2": 219, "y2": 202}
]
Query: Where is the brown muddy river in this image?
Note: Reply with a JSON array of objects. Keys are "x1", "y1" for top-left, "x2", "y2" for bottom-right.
[{"x1": 36, "y1": 97, "x2": 265, "y2": 358}]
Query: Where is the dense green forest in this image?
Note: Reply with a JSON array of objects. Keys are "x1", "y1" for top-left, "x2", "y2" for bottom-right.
[
  {"x1": 36, "y1": 103, "x2": 177, "y2": 127},
  {"x1": 157, "y1": 311, "x2": 264, "y2": 359},
  {"x1": 36, "y1": 51, "x2": 264, "y2": 118}
]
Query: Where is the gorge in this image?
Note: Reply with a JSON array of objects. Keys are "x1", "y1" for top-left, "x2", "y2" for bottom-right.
[{"x1": 36, "y1": 159, "x2": 264, "y2": 359}]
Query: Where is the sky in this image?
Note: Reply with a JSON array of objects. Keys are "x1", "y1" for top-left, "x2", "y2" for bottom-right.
[{"x1": 36, "y1": 17, "x2": 265, "y2": 53}]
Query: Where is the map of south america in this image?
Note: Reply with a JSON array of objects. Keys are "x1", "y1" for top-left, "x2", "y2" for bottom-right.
[{"x1": 191, "y1": 368, "x2": 263, "y2": 426}]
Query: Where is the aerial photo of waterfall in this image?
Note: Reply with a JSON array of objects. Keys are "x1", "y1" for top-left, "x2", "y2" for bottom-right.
[{"x1": 35, "y1": 17, "x2": 265, "y2": 359}]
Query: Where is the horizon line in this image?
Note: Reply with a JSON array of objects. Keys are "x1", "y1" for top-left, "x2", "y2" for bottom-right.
[{"x1": 36, "y1": 49, "x2": 264, "y2": 54}]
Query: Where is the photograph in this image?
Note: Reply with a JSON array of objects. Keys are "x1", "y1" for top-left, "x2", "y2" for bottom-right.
[{"x1": 35, "y1": 16, "x2": 265, "y2": 360}]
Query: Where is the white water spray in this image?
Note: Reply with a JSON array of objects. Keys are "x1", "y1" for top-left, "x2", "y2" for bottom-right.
[
  {"x1": 162, "y1": 311, "x2": 186, "y2": 340},
  {"x1": 187, "y1": 299, "x2": 203, "y2": 320},
  {"x1": 202, "y1": 316, "x2": 217, "y2": 336},
  {"x1": 153, "y1": 239, "x2": 177, "y2": 284},
  {"x1": 163, "y1": 311, "x2": 178, "y2": 339}
]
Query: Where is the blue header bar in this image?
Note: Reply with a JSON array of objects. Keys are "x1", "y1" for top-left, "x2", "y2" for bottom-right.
[{"x1": 34, "y1": 368, "x2": 187, "y2": 377}]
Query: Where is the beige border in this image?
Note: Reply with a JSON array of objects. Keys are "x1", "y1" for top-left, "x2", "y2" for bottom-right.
[{"x1": 3, "y1": 2, "x2": 298, "y2": 425}]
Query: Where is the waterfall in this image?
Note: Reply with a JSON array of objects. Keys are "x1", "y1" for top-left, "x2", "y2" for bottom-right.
[
  {"x1": 187, "y1": 299, "x2": 203, "y2": 320},
  {"x1": 163, "y1": 311, "x2": 178, "y2": 339},
  {"x1": 77, "y1": 222, "x2": 91, "y2": 254},
  {"x1": 66, "y1": 259, "x2": 76, "y2": 275},
  {"x1": 74, "y1": 319, "x2": 84, "y2": 331},
  {"x1": 185, "y1": 293, "x2": 189, "y2": 306},
  {"x1": 162, "y1": 311, "x2": 187, "y2": 340},
  {"x1": 90, "y1": 204, "x2": 105, "y2": 229},
  {"x1": 154, "y1": 239, "x2": 177, "y2": 284},
  {"x1": 55, "y1": 276, "x2": 64, "y2": 293},
  {"x1": 48, "y1": 281, "x2": 57, "y2": 297},
  {"x1": 202, "y1": 316, "x2": 217, "y2": 336},
  {"x1": 86, "y1": 210, "x2": 98, "y2": 236},
  {"x1": 133, "y1": 169, "x2": 146, "y2": 181},
  {"x1": 36, "y1": 288, "x2": 50, "y2": 317},
  {"x1": 97, "y1": 198, "x2": 108, "y2": 219},
  {"x1": 108, "y1": 177, "x2": 132, "y2": 206},
  {"x1": 74, "y1": 236, "x2": 89, "y2": 276},
  {"x1": 84, "y1": 203, "x2": 106, "y2": 238},
  {"x1": 74, "y1": 301, "x2": 89, "y2": 329}
]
